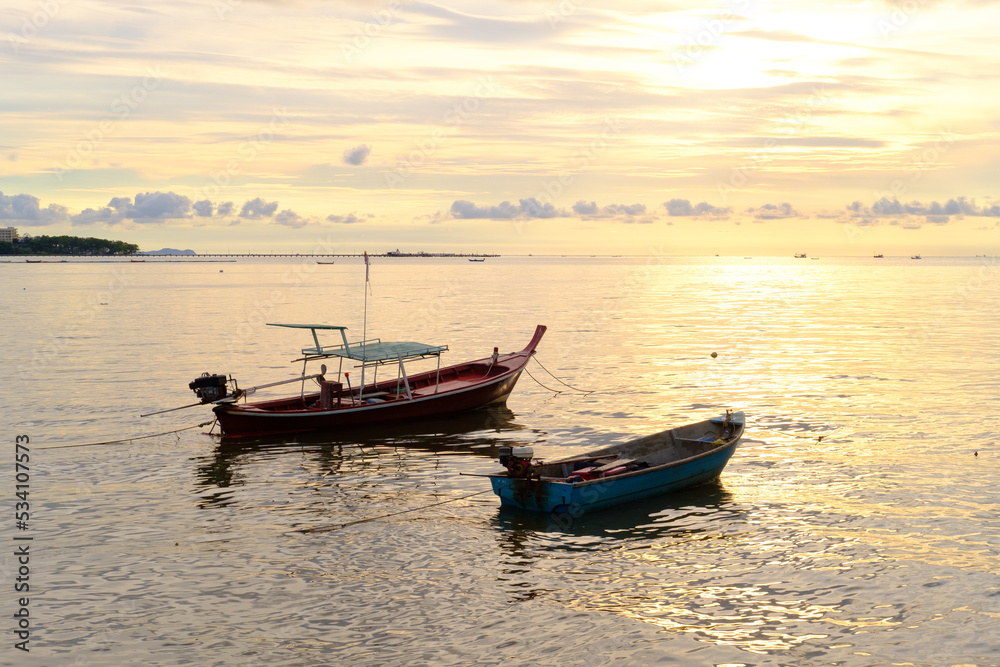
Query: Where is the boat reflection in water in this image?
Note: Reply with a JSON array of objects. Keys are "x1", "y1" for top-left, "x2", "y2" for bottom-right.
[
  {"x1": 193, "y1": 405, "x2": 523, "y2": 498},
  {"x1": 494, "y1": 478, "x2": 736, "y2": 539},
  {"x1": 492, "y1": 481, "x2": 737, "y2": 602}
]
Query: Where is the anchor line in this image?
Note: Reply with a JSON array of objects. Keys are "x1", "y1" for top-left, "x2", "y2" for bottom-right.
[
  {"x1": 530, "y1": 356, "x2": 596, "y2": 394},
  {"x1": 36, "y1": 420, "x2": 217, "y2": 450},
  {"x1": 299, "y1": 489, "x2": 493, "y2": 534}
]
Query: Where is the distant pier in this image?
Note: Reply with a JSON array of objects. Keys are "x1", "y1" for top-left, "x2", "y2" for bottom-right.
[{"x1": 133, "y1": 252, "x2": 500, "y2": 258}]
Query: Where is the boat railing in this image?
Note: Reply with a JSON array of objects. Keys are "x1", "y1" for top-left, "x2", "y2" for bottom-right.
[{"x1": 301, "y1": 337, "x2": 381, "y2": 359}]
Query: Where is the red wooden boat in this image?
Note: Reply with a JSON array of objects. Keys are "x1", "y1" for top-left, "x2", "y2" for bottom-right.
[{"x1": 189, "y1": 324, "x2": 546, "y2": 438}]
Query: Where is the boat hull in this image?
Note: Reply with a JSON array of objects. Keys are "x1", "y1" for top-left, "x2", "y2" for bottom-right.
[
  {"x1": 212, "y1": 326, "x2": 544, "y2": 438},
  {"x1": 215, "y1": 370, "x2": 523, "y2": 437},
  {"x1": 489, "y1": 412, "x2": 743, "y2": 514}
]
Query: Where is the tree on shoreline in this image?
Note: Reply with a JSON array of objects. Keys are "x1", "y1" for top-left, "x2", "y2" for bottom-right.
[{"x1": 0, "y1": 235, "x2": 140, "y2": 256}]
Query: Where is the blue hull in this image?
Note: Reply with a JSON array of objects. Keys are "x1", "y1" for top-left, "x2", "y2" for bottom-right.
[{"x1": 489, "y1": 412, "x2": 743, "y2": 514}]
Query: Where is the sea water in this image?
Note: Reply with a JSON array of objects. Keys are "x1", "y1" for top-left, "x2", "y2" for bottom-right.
[{"x1": 1, "y1": 255, "x2": 998, "y2": 666}]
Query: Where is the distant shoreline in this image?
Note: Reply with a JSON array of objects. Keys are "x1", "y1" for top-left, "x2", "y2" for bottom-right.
[{"x1": 0, "y1": 252, "x2": 500, "y2": 258}]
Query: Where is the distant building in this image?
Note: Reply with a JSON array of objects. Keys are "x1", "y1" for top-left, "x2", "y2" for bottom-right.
[{"x1": 0, "y1": 227, "x2": 17, "y2": 243}]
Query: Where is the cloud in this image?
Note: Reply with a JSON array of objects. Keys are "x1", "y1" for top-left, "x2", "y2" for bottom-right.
[
  {"x1": 0, "y1": 191, "x2": 68, "y2": 226},
  {"x1": 409, "y1": 3, "x2": 558, "y2": 44},
  {"x1": 343, "y1": 144, "x2": 371, "y2": 166},
  {"x1": 131, "y1": 191, "x2": 191, "y2": 218},
  {"x1": 239, "y1": 197, "x2": 279, "y2": 219},
  {"x1": 871, "y1": 196, "x2": 999, "y2": 217},
  {"x1": 450, "y1": 198, "x2": 566, "y2": 220},
  {"x1": 193, "y1": 200, "x2": 213, "y2": 217},
  {"x1": 217, "y1": 201, "x2": 235, "y2": 217},
  {"x1": 327, "y1": 213, "x2": 365, "y2": 224},
  {"x1": 847, "y1": 197, "x2": 1000, "y2": 226},
  {"x1": 747, "y1": 202, "x2": 800, "y2": 220},
  {"x1": 71, "y1": 191, "x2": 192, "y2": 225},
  {"x1": 275, "y1": 209, "x2": 308, "y2": 228},
  {"x1": 663, "y1": 199, "x2": 731, "y2": 217},
  {"x1": 573, "y1": 201, "x2": 648, "y2": 218}
]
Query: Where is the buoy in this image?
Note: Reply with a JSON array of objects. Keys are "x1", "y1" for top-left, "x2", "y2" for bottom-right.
[
  {"x1": 711, "y1": 352, "x2": 718, "y2": 358},
  {"x1": 974, "y1": 451, "x2": 978, "y2": 457}
]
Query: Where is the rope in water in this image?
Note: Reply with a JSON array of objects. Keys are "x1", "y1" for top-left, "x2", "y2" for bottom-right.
[
  {"x1": 36, "y1": 420, "x2": 217, "y2": 450},
  {"x1": 299, "y1": 489, "x2": 493, "y2": 534},
  {"x1": 527, "y1": 356, "x2": 596, "y2": 394}
]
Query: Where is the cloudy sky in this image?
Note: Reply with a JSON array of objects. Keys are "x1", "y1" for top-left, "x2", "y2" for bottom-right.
[{"x1": 2, "y1": 0, "x2": 999, "y2": 254}]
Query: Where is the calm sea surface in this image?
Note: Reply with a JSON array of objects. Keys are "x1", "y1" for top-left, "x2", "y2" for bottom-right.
[{"x1": 2, "y1": 255, "x2": 999, "y2": 666}]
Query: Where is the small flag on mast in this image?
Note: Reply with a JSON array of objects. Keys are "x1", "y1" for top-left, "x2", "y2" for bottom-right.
[{"x1": 363, "y1": 251, "x2": 372, "y2": 295}]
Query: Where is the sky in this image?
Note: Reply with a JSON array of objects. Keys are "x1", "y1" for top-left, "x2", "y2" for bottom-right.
[{"x1": 1, "y1": 0, "x2": 999, "y2": 255}]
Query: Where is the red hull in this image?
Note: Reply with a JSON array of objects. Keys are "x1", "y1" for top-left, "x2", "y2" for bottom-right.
[{"x1": 213, "y1": 325, "x2": 545, "y2": 438}]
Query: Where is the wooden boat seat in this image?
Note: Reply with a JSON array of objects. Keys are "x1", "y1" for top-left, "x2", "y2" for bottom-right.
[
  {"x1": 674, "y1": 437, "x2": 720, "y2": 447},
  {"x1": 410, "y1": 379, "x2": 472, "y2": 397},
  {"x1": 593, "y1": 459, "x2": 635, "y2": 473}
]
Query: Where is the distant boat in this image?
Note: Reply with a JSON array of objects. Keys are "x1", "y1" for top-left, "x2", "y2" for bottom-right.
[
  {"x1": 794, "y1": 253, "x2": 807, "y2": 258},
  {"x1": 468, "y1": 258, "x2": 485, "y2": 262},
  {"x1": 873, "y1": 253, "x2": 884, "y2": 258},
  {"x1": 488, "y1": 411, "x2": 745, "y2": 514},
  {"x1": 316, "y1": 261, "x2": 335, "y2": 264},
  {"x1": 911, "y1": 255, "x2": 922, "y2": 259}
]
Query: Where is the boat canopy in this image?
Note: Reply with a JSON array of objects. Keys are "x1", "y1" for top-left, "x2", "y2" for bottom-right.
[{"x1": 267, "y1": 323, "x2": 448, "y2": 365}]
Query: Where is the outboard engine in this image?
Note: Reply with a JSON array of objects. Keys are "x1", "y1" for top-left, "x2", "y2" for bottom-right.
[
  {"x1": 498, "y1": 445, "x2": 534, "y2": 478},
  {"x1": 189, "y1": 372, "x2": 230, "y2": 403}
]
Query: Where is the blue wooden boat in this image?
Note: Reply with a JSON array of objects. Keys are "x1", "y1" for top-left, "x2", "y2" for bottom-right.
[{"x1": 488, "y1": 411, "x2": 744, "y2": 514}]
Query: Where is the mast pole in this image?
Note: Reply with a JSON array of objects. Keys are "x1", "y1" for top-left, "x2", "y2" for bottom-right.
[{"x1": 361, "y1": 251, "x2": 369, "y2": 399}]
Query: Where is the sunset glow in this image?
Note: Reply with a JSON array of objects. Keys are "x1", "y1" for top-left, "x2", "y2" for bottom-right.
[{"x1": 2, "y1": 0, "x2": 999, "y2": 254}]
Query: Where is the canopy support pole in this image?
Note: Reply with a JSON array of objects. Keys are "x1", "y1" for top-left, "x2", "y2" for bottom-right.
[{"x1": 397, "y1": 352, "x2": 413, "y2": 400}]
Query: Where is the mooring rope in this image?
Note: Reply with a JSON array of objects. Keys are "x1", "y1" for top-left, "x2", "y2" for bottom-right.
[
  {"x1": 522, "y1": 366, "x2": 565, "y2": 393},
  {"x1": 36, "y1": 420, "x2": 217, "y2": 450},
  {"x1": 528, "y1": 356, "x2": 596, "y2": 394},
  {"x1": 299, "y1": 489, "x2": 493, "y2": 534}
]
